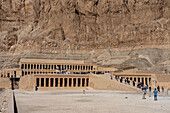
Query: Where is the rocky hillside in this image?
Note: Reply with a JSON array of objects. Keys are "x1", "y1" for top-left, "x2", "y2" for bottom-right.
[
  {"x1": 0, "y1": 0, "x2": 170, "y2": 73},
  {"x1": 0, "y1": 0, "x2": 170, "y2": 52}
]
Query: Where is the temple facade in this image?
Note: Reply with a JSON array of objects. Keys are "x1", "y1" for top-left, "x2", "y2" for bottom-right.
[{"x1": 0, "y1": 58, "x2": 169, "y2": 90}]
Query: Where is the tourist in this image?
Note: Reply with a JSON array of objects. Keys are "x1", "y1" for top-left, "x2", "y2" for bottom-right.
[
  {"x1": 149, "y1": 86, "x2": 151, "y2": 97},
  {"x1": 145, "y1": 86, "x2": 147, "y2": 92},
  {"x1": 133, "y1": 81, "x2": 135, "y2": 86},
  {"x1": 125, "y1": 79, "x2": 127, "y2": 84},
  {"x1": 116, "y1": 76, "x2": 119, "y2": 81},
  {"x1": 167, "y1": 88, "x2": 169, "y2": 95},
  {"x1": 128, "y1": 80, "x2": 130, "y2": 85},
  {"x1": 162, "y1": 86, "x2": 164, "y2": 93},
  {"x1": 153, "y1": 88, "x2": 158, "y2": 101},
  {"x1": 120, "y1": 78, "x2": 122, "y2": 83},
  {"x1": 146, "y1": 85, "x2": 148, "y2": 90},
  {"x1": 110, "y1": 75, "x2": 113, "y2": 80},
  {"x1": 157, "y1": 85, "x2": 160, "y2": 92},
  {"x1": 142, "y1": 86, "x2": 146, "y2": 99},
  {"x1": 115, "y1": 76, "x2": 117, "y2": 80}
]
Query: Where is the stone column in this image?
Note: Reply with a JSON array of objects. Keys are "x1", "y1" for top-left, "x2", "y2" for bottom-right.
[
  {"x1": 66, "y1": 64, "x2": 68, "y2": 70},
  {"x1": 76, "y1": 78, "x2": 78, "y2": 87},
  {"x1": 39, "y1": 78, "x2": 41, "y2": 87},
  {"x1": 85, "y1": 78, "x2": 87, "y2": 87},
  {"x1": 39, "y1": 64, "x2": 40, "y2": 69},
  {"x1": 44, "y1": 78, "x2": 46, "y2": 87},
  {"x1": 4, "y1": 71, "x2": 5, "y2": 77},
  {"x1": 9, "y1": 71, "x2": 11, "y2": 77},
  {"x1": 49, "y1": 78, "x2": 51, "y2": 87},
  {"x1": 131, "y1": 77, "x2": 134, "y2": 82},
  {"x1": 67, "y1": 78, "x2": 70, "y2": 87},
  {"x1": 146, "y1": 77, "x2": 149, "y2": 85},
  {"x1": 53, "y1": 78, "x2": 55, "y2": 87},
  {"x1": 143, "y1": 77, "x2": 146, "y2": 85},
  {"x1": 58, "y1": 78, "x2": 60, "y2": 87},
  {"x1": 63, "y1": 78, "x2": 65, "y2": 87},
  {"x1": 24, "y1": 64, "x2": 26, "y2": 69},
  {"x1": 36, "y1": 64, "x2": 38, "y2": 69},
  {"x1": 72, "y1": 78, "x2": 74, "y2": 87}
]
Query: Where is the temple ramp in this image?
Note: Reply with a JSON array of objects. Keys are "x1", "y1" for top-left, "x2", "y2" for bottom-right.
[{"x1": 89, "y1": 74, "x2": 141, "y2": 92}]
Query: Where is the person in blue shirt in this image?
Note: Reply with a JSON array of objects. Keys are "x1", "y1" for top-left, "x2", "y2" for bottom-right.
[{"x1": 153, "y1": 88, "x2": 158, "y2": 101}]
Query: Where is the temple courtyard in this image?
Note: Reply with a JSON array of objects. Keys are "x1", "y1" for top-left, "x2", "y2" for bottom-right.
[{"x1": 14, "y1": 90, "x2": 170, "y2": 113}]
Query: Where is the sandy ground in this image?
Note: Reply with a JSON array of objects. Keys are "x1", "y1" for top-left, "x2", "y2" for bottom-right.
[
  {"x1": 0, "y1": 89, "x2": 10, "y2": 113},
  {"x1": 14, "y1": 90, "x2": 170, "y2": 113}
]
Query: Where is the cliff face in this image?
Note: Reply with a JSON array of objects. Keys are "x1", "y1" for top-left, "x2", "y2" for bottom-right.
[
  {"x1": 0, "y1": 0, "x2": 170, "y2": 52},
  {"x1": 0, "y1": 0, "x2": 170, "y2": 72}
]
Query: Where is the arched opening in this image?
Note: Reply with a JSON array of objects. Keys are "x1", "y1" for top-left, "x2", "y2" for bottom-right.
[
  {"x1": 138, "y1": 77, "x2": 140, "y2": 83},
  {"x1": 41, "y1": 78, "x2": 44, "y2": 87},
  {"x1": 73, "y1": 78, "x2": 76, "y2": 87},
  {"x1": 69, "y1": 78, "x2": 72, "y2": 87}
]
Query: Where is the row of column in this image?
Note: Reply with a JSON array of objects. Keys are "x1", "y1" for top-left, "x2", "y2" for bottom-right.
[
  {"x1": 22, "y1": 71, "x2": 57, "y2": 76},
  {"x1": 118, "y1": 76, "x2": 151, "y2": 85},
  {"x1": 36, "y1": 77, "x2": 89, "y2": 88},
  {"x1": 21, "y1": 64, "x2": 94, "y2": 71},
  {"x1": 0, "y1": 70, "x2": 17, "y2": 78},
  {"x1": 122, "y1": 76, "x2": 151, "y2": 85}
]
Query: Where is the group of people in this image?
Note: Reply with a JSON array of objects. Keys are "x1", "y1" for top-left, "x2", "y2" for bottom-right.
[
  {"x1": 114, "y1": 76, "x2": 130, "y2": 84},
  {"x1": 142, "y1": 85, "x2": 165, "y2": 101},
  {"x1": 110, "y1": 75, "x2": 166, "y2": 101}
]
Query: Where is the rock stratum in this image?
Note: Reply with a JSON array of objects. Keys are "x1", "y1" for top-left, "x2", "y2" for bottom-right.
[{"x1": 0, "y1": 0, "x2": 170, "y2": 72}]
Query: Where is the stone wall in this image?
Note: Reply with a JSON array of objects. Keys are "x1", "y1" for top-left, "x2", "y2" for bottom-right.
[
  {"x1": 89, "y1": 74, "x2": 139, "y2": 91},
  {"x1": 155, "y1": 74, "x2": 170, "y2": 88},
  {"x1": 0, "y1": 78, "x2": 11, "y2": 89},
  {"x1": 19, "y1": 75, "x2": 35, "y2": 91}
]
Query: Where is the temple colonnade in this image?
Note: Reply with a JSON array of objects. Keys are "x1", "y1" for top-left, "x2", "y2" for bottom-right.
[
  {"x1": 115, "y1": 74, "x2": 152, "y2": 86},
  {"x1": 35, "y1": 75, "x2": 89, "y2": 89}
]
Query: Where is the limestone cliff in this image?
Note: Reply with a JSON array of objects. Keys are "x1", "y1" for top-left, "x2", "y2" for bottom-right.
[
  {"x1": 0, "y1": 0, "x2": 170, "y2": 72},
  {"x1": 0, "y1": 0, "x2": 170, "y2": 52}
]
